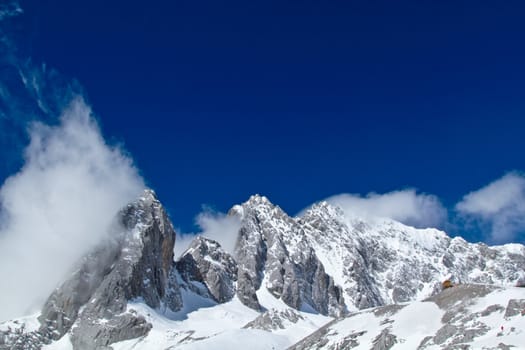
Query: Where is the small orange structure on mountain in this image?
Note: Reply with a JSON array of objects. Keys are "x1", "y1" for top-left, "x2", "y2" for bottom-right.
[{"x1": 442, "y1": 279, "x2": 454, "y2": 289}]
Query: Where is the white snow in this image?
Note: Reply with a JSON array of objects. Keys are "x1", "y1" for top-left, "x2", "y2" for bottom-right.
[
  {"x1": 0, "y1": 313, "x2": 40, "y2": 333},
  {"x1": 390, "y1": 301, "x2": 443, "y2": 349},
  {"x1": 111, "y1": 284, "x2": 331, "y2": 350},
  {"x1": 461, "y1": 287, "x2": 525, "y2": 349},
  {"x1": 42, "y1": 334, "x2": 73, "y2": 350},
  {"x1": 327, "y1": 310, "x2": 382, "y2": 349},
  {"x1": 292, "y1": 286, "x2": 525, "y2": 350}
]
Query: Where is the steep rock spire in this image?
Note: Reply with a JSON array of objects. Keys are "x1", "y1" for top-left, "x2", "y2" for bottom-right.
[{"x1": 37, "y1": 189, "x2": 182, "y2": 349}]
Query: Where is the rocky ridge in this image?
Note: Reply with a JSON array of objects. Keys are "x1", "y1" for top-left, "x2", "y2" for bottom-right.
[
  {"x1": 1, "y1": 190, "x2": 182, "y2": 349},
  {"x1": 1, "y1": 192, "x2": 525, "y2": 350},
  {"x1": 176, "y1": 236, "x2": 237, "y2": 303},
  {"x1": 233, "y1": 195, "x2": 346, "y2": 317},
  {"x1": 229, "y1": 195, "x2": 524, "y2": 313}
]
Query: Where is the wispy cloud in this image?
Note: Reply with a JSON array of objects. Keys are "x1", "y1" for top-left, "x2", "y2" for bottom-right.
[
  {"x1": 455, "y1": 172, "x2": 525, "y2": 243},
  {"x1": 325, "y1": 189, "x2": 447, "y2": 229},
  {"x1": 0, "y1": 97, "x2": 144, "y2": 321},
  {"x1": 1, "y1": 1, "x2": 82, "y2": 177},
  {"x1": 0, "y1": 1, "x2": 22, "y2": 23},
  {"x1": 174, "y1": 208, "x2": 241, "y2": 259}
]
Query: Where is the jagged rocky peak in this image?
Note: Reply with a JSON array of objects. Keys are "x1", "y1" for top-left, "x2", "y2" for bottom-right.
[
  {"x1": 246, "y1": 193, "x2": 272, "y2": 206},
  {"x1": 31, "y1": 188, "x2": 182, "y2": 349},
  {"x1": 234, "y1": 194, "x2": 346, "y2": 317},
  {"x1": 300, "y1": 201, "x2": 525, "y2": 310},
  {"x1": 298, "y1": 200, "x2": 349, "y2": 234},
  {"x1": 177, "y1": 236, "x2": 237, "y2": 303},
  {"x1": 302, "y1": 200, "x2": 345, "y2": 219},
  {"x1": 233, "y1": 193, "x2": 525, "y2": 314},
  {"x1": 4, "y1": 191, "x2": 525, "y2": 349},
  {"x1": 118, "y1": 188, "x2": 180, "y2": 310}
]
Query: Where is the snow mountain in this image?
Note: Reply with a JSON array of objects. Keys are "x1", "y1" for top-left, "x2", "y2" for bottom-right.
[
  {"x1": 289, "y1": 284, "x2": 525, "y2": 350},
  {"x1": 1, "y1": 191, "x2": 524, "y2": 350}
]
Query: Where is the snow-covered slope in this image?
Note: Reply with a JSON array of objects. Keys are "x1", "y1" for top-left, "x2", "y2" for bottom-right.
[
  {"x1": 1, "y1": 192, "x2": 524, "y2": 350},
  {"x1": 109, "y1": 287, "x2": 331, "y2": 350},
  {"x1": 289, "y1": 284, "x2": 525, "y2": 350}
]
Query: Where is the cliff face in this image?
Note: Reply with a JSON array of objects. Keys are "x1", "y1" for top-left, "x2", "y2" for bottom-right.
[
  {"x1": 176, "y1": 236, "x2": 237, "y2": 303},
  {"x1": 231, "y1": 195, "x2": 524, "y2": 314},
  {"x1": 233, "y1": 195, "x2": 346, "y2": 317},
  {"x1": 2, "y1": 192, "x2": 525, "y2": 350},
  {"x1": 6, "y1": 190, "x2": 182, "y2": 349}
]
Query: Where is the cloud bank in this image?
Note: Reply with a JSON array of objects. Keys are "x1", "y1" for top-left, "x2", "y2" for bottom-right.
[
  {"x1": 456, "y1": 172, "x2": 525, "y2": 243},
  {"x1": 0, "y1": 97, "x2": 144, "y2": 321},
  {"x1": 325, "y1": 189, "x2": 447, "y2": 229},
  {"x1": 174, "y1": 209, "x2": 241, "y2": 259}
]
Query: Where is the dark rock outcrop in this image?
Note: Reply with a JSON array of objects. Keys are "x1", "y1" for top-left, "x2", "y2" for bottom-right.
[
  {"x1": 372, "y1": 328, "x2": 397, "y2": 350},
  {"x1": 177, "y1": 237, "x2": 237, "y2": 303},
  {"x1": 504, "y1": 299, "x2": 525, "y2": 318},
  {"x1": 243, "y1": 309, "x2": 304, "y2": 331},
  {"x1": 36, "y1": 189, "x2": 181, "y2": 349},
  {"x1": 233, "y1": 195, "x2": 346, "y2": 317}
]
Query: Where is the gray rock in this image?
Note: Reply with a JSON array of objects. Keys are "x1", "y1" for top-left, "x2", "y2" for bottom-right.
[
  {"x1": 434, "y1": 324, "x2": 458, "y2": 345},
  {"x1": 373, "y1": 304, "x2": 405, "y2": 317},
  {"x1": 372, "y1": 328, "x2": 397, "y2": 350},
  {"x1": 417, "y1": 336, "x2": 433, "y2": 349},
  {"x1": 504, "y1": 299, "x2": 525, "y2": 318},
  {"x1": 425, "y1": 284, "x2": 498, "y2": 310},
  {"x1": 234, "y1": 221, "x2": 267, "y2": 310},
  {"x1": 330, "y1": 334, "x2": 360, "y2": 349},
  {"x1": 177, "y1": 237, "x2": 237, "y2": 303},
  {"x1": 286, "y1": 318, "x2": 341, "y2": 350},
  {"x1": 454, "y1": 323, "x2": 489, "y2": 344},
  {"x1": 234, "y1": 195, "x2": 346, "y2": 317},
  {"x1": 71, "y1": 313, "x2": 151, "y2": 350},
  {"x1": 480, "y1": 304, "x2": 505, "y2": 317},
  {"x1": 5, "y1": 192, "x2": 525, "y2": 349},
  {"x1": 34, "y1": 189, "x2": 181, "y2": 349},
  {"x1": 38, "y1": 235, "x2": 122, "y2": 340},
  {"x1": 243, "y1": 309, "x2": 304, "y2": 331},
  {"x1": 300, "y1": 201, "x2": 525, "y2": 312}
]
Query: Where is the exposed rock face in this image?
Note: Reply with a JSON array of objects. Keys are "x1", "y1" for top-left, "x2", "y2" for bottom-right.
[
  {"x1": 243, "y1": 308, "x2": 304, "y2": 331},
  {"x1": 177, "y1": 237, "x2": 237, "y2": 303},
  {"x1": 3, "y1": 192, "x2": 525, "y2": 349},
  {"x1": 298, "y1": 201, "x2": 525, "y2": 311},
  {"x1": 425, "y1": 284, "x2": 498, "y2": 310},
  {"x1": 233, "y1": 195, "x2": 346, "y2": 317},
  {"x1": 234, "y1": 224, "x2": 267, "y2": 310},
  {"x1": 372, "y1": 328, "x2": 397, "y2": 350},
  {"x1": 231, "y1": 194, "x2": 525, "y2": 316},
  {"x1": 120, "y1": 190, "x2": 180, "y2": 310},
  {"x1": 35, "y1": 190, "x2": 181, "y2": 349},
  {"x1": 504, "y1": 299, "x2": 525, "y2": 318}
]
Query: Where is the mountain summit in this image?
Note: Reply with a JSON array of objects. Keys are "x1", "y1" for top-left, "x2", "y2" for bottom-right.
[{"x1": 1, "y1": 191, "x2": 524, "y2": 349}]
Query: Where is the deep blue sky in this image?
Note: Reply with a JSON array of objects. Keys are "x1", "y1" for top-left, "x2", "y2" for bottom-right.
[{"x1": 4, "y1": 0, "x2": 525, "y2": 238}]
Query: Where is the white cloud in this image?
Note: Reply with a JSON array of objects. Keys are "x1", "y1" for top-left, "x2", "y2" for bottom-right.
[
  {"x1": 455, "y1": 172, "x2": 525, "y2": 243},
  {"x1": 173, "y1": 232, "x2": 199, "y2": 260},
  {"x1": 325, "y1": 189, "x2": 447, "y2": 229},
  {"x1": 174, "y1": 209, "x2": 241, "y2": 259},
  {"x1": 0, "y1": 97, "x2": 144, "y2": 321}
]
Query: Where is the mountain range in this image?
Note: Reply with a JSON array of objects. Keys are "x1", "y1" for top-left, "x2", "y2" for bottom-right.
[{"x1": 1, "y1": 189, "x2": 524, "y2": 350}]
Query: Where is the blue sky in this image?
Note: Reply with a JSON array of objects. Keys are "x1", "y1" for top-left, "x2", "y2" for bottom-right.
[{"x1": 1, "y1": 0, "x2": 525, "y2": 243}]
